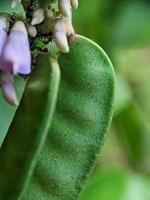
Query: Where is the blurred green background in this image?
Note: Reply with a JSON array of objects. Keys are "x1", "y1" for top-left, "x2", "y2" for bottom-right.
[
  {"x1": 0, "y1": 0, "x2": 150, "y2": 199},
  {"x1": 73, "y1": 1, "x2": 150, "y2": 199}
]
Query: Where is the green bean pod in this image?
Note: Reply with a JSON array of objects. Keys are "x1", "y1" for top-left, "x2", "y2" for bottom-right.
[{"x1": 24, "y1": 35, "x2": 115, "y2": 200}]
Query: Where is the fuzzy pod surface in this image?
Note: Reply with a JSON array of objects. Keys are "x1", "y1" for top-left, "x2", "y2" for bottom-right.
[{"x1": 23, "y1": 35, "x2": 115, "y2": 200}]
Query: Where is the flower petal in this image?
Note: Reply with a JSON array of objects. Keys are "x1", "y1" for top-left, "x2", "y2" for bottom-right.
[
  {"x1": 58, "y1": 0, "x2": 71, "y2": 17},
  {"x1": 54, "y1": 20, "x2": 69, "y2": 53},
  {"x1": 0, "y1": 21, "x2": 31, "y2": 75},
  {"x1": 0, "y1": 72, "x2": 18, "y2": 106}
]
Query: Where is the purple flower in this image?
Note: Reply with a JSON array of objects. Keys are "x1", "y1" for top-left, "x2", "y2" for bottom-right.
[
  {"x1": 0, "y1": 20, "x2": 31, "y2": 106},
  {"x1": 0, "y1": 21, "x2": 31, "y2": 75}
]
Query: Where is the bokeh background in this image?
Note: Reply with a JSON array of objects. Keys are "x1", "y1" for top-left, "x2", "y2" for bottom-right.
[{"x1": 0, "y1": 0, "x2": 150, "y2": 200}]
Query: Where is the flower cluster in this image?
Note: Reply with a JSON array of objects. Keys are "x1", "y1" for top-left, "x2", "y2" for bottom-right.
[
  {"x1": 12, "y1": 0, "x2": 78, "y2": 53},
  {"x1": 0, "y1": 0, "x2": 78, "y2": 105}
]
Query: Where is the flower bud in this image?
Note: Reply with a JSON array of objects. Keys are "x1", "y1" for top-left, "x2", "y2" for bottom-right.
[
  {"x1": 63, "y1": 14, "x2": 74, "y2": 36},
  {"x1": 31, "y1": 9, "x2": 45, "y2": 26},
  {"x1": 70, "y1": 0, "x2": 78, "y2": 9},
  {"x1": 54, "y1": 20, "x2": 69, "y2": 53},
  {"x1": 0, "y1": 16, "x2": 9, "y2": 31},
  {"x1": 46, "y1": 9, "x2": 54, "y2": 18},
  {"x1": 27, "y1": 24, "x2": 37, "y2": 37},
  {"x1": 58, "y1": 0, "x2": 71, "y2": 17},
  {"x1": 0, "y1": 21, "x2": 31, "y2": 75}
]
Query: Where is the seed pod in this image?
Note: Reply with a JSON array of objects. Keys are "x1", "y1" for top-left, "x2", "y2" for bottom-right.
[{"x1": 24, "y1": 35, "x2": 115, "y2": 199}]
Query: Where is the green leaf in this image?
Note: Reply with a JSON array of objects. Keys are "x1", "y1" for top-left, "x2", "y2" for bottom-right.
[
  {"x1": 80, "y1": 169, "x2": 150, "y2": 200},
  {"x1": 0, "y1": 54, "x2": 60, "y2": 200},
  {"x1": 114, "y1": 103, "x2": 146, "y2": 168},
  {"x1": 111, "y1": 1, "x2": 150, "y2": 48},
  {"x1": 24, "y1": 35, "x2": 115, "y2": 200}
]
